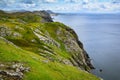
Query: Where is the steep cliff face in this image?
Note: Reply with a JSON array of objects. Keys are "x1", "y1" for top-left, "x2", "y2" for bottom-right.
[{"x1": 0, "y1": 10, "x2": 99, "y2": 80}]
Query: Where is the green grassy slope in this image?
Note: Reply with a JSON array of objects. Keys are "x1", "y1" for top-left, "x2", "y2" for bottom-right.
[
  {"x1": 0, "y1": 37, "x2": 99, "y2": 80},
  {"x1": 0, "y1": 10, "x2": 100, "y2": 80}
]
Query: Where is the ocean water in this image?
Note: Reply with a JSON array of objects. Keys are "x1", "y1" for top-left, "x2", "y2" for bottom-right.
[{"x1": 53, "y1": 13, "x2": 120, "y2": 80}]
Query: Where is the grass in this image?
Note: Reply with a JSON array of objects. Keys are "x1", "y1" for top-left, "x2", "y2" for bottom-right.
[
  {"x1": 0, "y1": 37, "x2": 100, "y2": 80},
  {"x1": 0, "y1": 11, "x2": 100, "y2": 80}
]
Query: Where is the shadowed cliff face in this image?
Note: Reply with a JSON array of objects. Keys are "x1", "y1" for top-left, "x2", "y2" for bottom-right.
[{"x1": 0, "y1": 10, "x2": 98, "y2": 80}]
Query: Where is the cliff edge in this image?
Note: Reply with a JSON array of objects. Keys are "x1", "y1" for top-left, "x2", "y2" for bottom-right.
[{"x1": 0, "y1": 10, "x2": 99, "y2": 80}]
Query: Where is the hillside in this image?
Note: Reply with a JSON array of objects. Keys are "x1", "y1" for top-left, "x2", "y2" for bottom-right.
[{"x1": 0, "y1": 10, "x2": 100, "y2": 80}]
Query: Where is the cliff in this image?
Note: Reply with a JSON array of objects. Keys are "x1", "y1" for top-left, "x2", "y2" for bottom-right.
[{"x1": 0, "y1": 10, "x2": 99, "y2": 80}]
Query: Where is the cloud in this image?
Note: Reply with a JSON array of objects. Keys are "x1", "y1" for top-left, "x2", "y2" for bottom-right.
[
  {"x1": 45, "y1": 0, "x2": 57, "y2": 3},
  {"x1": 0, "y1": 0, "x2": 120, "y2": 13}
]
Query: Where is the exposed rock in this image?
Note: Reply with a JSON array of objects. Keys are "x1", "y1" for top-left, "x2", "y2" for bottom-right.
[
  {"x1": 0, "y1": 26, "x2": 22, "y2": 38},
  {"x1": 42, "y1": 60, "x2": 49, "y2": 63},
  {"x1": 0, "y1": 62, "x2": 30, "y2": 80},
  {"x1": 15, "y1": 26, "x2": 24, "y2": 31},
  {"x1": 33, "y1": 10, "x2": 53, "y2": 22},
  {"x1": 31, "y1": 39, "x2": 37, "y2": 43},
  {"x1": 13, "y1": 32, "x2": 22, "y2": 38},
  {"x1": 0, "y1": 64, "x2": 5, "y2": 67},
  {"x1": 33, "y1": 29, "x2": 60, "y2": 48},
  {"x1": 0, "y1": 26, "x2": 12, "y2": 37},
  {"x1": 56, "y1": 27, "x2": 94, "y2": 71}
]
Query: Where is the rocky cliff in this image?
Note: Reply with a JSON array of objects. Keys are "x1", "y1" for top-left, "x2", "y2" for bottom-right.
[{"x1": 0, "y1": 10, "x2": 99, "y2": 80}]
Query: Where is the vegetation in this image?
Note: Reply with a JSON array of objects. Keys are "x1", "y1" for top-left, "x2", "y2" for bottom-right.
[
  {"x1": 0, "y1": 37, "x2": 99, "y2": 80},
  {"x1": 0, "y1": 10, "x2": 100, "y2": 80}
]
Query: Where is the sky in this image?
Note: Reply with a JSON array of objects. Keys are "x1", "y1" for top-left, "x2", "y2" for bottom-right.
[{"x1": 0, "y1": 0, "x2": 120, "y2": 13}]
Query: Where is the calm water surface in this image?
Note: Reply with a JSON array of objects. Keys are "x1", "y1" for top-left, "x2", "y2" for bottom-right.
[{"x1": 53, "y1": 14, "x2": 120, "y2": 80}]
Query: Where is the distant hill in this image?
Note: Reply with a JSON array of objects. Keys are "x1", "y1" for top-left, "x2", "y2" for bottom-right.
[{"x1": 46, "y1": 10, "x2": 58, "y2": 16}]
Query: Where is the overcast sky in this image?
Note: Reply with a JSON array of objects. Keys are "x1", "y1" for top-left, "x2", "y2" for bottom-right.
[{"x1": 0, "y1": 0, "x2": 120, "y2": 13}]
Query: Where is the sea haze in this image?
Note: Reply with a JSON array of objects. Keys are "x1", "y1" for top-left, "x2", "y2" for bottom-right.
[{"x1": 53, "y1": 13, "x2": 120, "y2": 80}]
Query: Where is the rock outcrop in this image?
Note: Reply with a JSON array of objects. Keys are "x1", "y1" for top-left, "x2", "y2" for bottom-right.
[
  {"x1": 56, "y1": 27, "x2": 94, "y2": 70},
  {"x1": 0, "y1": 62, "x2": 30, "y2": 80}
]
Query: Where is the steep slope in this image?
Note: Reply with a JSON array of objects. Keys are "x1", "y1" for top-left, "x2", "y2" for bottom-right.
[{"x1": 0, "y1": 10, "x2": 100, "y2": 80}]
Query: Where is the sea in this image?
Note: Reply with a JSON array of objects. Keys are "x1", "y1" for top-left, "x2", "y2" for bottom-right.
[{"x1": 53, "y1": 13, "x2": 120, "y2": 80}]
